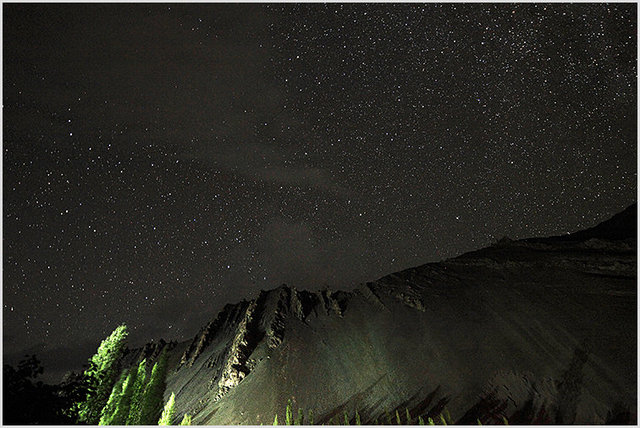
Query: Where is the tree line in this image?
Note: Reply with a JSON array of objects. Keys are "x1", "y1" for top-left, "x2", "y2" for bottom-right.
[
  {"x1": 79, "y1": 324, "x2": 191, "y2": 425},
  {"x1": 4, "y1": 324, "x2": 191, "y2": 425}
]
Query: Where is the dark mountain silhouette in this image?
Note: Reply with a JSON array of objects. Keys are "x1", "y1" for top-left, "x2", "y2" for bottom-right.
[{"x1": 119, "y1": 204, "x2": 637, "y2": 424}]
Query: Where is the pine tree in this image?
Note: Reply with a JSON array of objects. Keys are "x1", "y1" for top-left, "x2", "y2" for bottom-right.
[
  {"x1": 180, "y1": 414, "x2": 192, "y2": 425},
  {"x1": 126, "y1": 359, "x2": 148, "y2": 425},
  {"x1": 110, "y1": 367, "x2": 138, "y2": 425},
  {"x1": 78, "y1": 324, "x2": 128, "y2": 424},
  {"x1": 307, "y1": 410, "x2": 314, "y2": 425},
  {"x1": 355, "y1": 409, "x2": 361, "y2": 425},
  {"x1": 139, "y1": 349, "x2": 169, "y2": 425},
  {"x1": 158, "y1": 393, "x2": 176, "y2": 425},
  {"x1": 443, "y1": 409, "x2": 452, "y2": 424},
  {"x1": 98, "y1": 370, "x2": 128, "y2": 425},
  {"x1": 285, "y1": 400, "x2": 293, "y2": 425}
]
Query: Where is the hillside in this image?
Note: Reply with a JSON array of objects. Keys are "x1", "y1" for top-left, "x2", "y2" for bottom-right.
[{"x1": 121, "y1": 204, "x2": 637, "y2": 424}]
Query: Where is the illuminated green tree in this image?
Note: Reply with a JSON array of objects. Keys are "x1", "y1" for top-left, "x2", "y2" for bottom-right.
[
  {"x1": 78, "y1": 324, "x2": 128, "y2": 424},
  {"x1": 139, "y1": 349, "x2": 169, "y2": 424},
  {"x1": 158, "y1": 393, "x2": 176, "y2": 425},
  {"x1": 180, "y1": 414, "x2": 192, "y2": 425},
  {"x1": 126, "y1": 359, "x2": 148, "y2": 425},
  {"x1": 285, "y1": 400, "x2": 294, "y2": 425},
  {"x1": 98, "y1": 370, "x2": 128, "y2": 425},
  {"x1": 110, "y1": 368, "x2": 138, "y2": 425}
]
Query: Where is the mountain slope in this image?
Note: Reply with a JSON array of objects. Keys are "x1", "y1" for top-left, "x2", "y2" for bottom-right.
[{"x1": 123, "y1": 204, "x2": 637, "y2": 424}]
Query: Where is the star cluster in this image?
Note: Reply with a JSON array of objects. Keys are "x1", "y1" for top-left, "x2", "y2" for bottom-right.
[{"x1": 3, "y1": 4, "x2": 636, "y2": 380}]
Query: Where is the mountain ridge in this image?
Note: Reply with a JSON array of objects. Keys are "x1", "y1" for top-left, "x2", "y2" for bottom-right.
[{"x1": 120, "y1": 203, "x2": 637, "y2": 424}]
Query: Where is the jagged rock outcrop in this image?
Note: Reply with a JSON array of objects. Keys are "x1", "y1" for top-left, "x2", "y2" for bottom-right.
[
  {"x1": 179, "y1": 302, "x2": 250, "y2": 368},
  {"x1": 118, "y1": 204, "x2": 637, "y2": 425},
  {"x1": 212, "y1": 300, "x2": 258, "y2": 401}
]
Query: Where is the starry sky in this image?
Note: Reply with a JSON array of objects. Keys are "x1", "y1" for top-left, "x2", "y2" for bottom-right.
[{"x1": 3, "y1": 4, "x2": 636, "y2": 381}]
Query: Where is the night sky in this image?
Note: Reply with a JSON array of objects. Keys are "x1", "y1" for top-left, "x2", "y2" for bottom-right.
[{"x1": 3, "y1": 4, "x2": 636, "y2": 381}]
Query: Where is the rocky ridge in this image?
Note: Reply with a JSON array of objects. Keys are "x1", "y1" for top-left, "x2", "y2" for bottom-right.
[{"x1": 121, "y1": 204, "x2": 637, "y2": 424}]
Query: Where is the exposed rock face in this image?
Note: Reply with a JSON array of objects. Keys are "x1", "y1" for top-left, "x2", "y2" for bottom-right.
[
  {"x1": 179, "y1": 302, "x2": 250, "y2": 368},
  {"x1": 122, "y1": 204, "x2": 637, "y2": 425},
  {"x1": 213, "y1": 300, "x2": 257, "y2": 401}
]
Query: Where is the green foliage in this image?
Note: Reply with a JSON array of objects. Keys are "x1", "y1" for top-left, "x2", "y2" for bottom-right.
[
  {"x1": 78, "y1": 324, "x2": 129, "y2": 424},
  {"x1": 443, "y1": 409, "x2": 452, "y2": 424},
  {"x1": 126, "y1": 359, "x2": 148, "y2": 425},
  {"x1": 110, "y1": 368, "x2": 139, "y2": 425},
  {"x1": 59, "y1": 370, "x2": 93, "y2": 423},
  {"x1": 275, "y1": 401, "x2": 314, "y2": 426},
  {"x1": 475, "y1": 415, "x2": 509, "y2": 425},
  {"x1": 268, "y1": 398, "x2": 467, "y2": 426},
  {"x1": 285, "y1": 399, "x2": 294, "y2": 425},
  {"x1": 89, "y1": 325, "x2": 129, "y2": 375},
  {"x1": 98, "y1": 370, "x2": 128, "y2": 425},
  {"x1": 180, "y1": 414, "x2": 192, "y2": 425},
  {"x1": 139, "y1": 349, "x2": 169, "y2": 425},
  {"x1": 158, "y1": 392, "x2": 176, "y2": 425}
]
